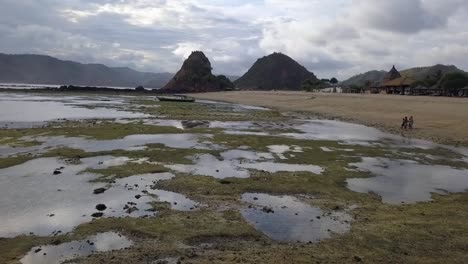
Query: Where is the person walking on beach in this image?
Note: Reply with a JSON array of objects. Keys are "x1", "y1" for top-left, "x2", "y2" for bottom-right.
[
  {"x1": 401, "y1": 117, "x2": 408, "y2": 129},
  {"x1": 408, "y1": 116, "x2": 414, "y2": 130}
]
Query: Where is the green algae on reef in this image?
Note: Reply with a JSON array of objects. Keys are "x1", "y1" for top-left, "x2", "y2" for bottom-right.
[{"x1": 1, "y1": 93, "x2": 468, "y2": 264}]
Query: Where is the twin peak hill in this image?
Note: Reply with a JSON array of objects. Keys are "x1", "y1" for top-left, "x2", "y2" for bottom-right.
[{"x1": 160, "y1": 51, "x2": 320, "y2": 93}]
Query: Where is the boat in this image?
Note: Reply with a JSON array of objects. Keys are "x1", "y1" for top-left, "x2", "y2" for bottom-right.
[{"x1": 156, "y1": 94, "x2": 196, "y2": 102}]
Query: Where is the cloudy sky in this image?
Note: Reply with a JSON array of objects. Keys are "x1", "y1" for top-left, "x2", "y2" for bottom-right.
[{"x1": 1, "y1": 0, "x2": 468, "y2": 79}]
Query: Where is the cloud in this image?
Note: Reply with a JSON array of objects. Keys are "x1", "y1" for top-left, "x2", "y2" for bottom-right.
[{"x1": 0, "y1": 0, "x2": 467, "y2": 79}]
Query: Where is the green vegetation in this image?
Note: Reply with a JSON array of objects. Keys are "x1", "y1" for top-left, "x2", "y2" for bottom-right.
[
  {"x1": 85, "y1": 162, "x2": 169, "y2": 182},
  {"x1": 139, "y1": 101, "x2": 284, "y2": 121},
  {"x1": 302, "y1": 79, "x2": 328, "y2": 91},
  {"x1": 2, "y1": 93, "x2": 468, "y2": 263},
  {"x1": 342, "y1": 64, "x2": 467, "y2": 91},
  {"x1": 438, "y1": 72, "x2": 468, "y2": 95}
]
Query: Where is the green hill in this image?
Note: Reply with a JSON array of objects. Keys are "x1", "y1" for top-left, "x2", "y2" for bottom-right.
[
  {"x1": 339, "y1": 70, "x2": 387, "y2": 87},
  {"x1": 234, "y1": 53, "x2": 319, "y2": 90},
  {"x1": 342, "y1": 65, "x2": 468, "y2": 89}
]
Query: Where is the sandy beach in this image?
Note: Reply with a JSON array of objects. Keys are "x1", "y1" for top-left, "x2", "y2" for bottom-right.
[{"x1": 189, "y1": 91, "x2": 468, "y2": 147}]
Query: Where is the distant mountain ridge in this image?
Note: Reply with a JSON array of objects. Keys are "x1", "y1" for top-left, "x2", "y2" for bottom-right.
[
  {"x1": 339, "y1": 70, "x2": 387, "y2": 87},
  {"x1": 0, "y1": 53, "x2": 173, "y2": 88},
  {"x1": 234, "y1": 52, "x2": 319, "y2": 90},
  {"x1": 341, "y1": 64, "x2": 467, "y2": 88}
]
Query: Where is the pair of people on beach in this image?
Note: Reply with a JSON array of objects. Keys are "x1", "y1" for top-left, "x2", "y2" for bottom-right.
[{"x1": 401, "y1": 116, "x2": 414, "y2": 130}]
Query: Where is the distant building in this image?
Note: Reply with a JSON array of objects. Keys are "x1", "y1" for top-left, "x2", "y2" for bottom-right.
[
  {"x1": 377, "y1": 65, "x2": 413, "y2": 94},
  {"x1": 460, "y1": 87, "x2": 468, "y2": 97},
  {"x1": 383, "y1": 65, "x2": 402, "y2": 83}
]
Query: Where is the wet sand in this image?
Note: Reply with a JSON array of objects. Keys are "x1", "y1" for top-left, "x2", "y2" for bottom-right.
[{"x1": 189, "y1": 91, "x2": 468, "y2": 147}]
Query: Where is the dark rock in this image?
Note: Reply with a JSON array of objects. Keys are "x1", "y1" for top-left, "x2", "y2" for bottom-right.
[
  {"x1": 125, "y1": 207, "x2": 139, "y2": 214},
  {"x1": 93, "y1": 188, "x2": 106, "y2": 194},
  {"x1": 159, "y1": 51, "x2": 232, "y2": 93},
  {"x1": 91, "y1": 212, "x2": 104, "y2": 218},
  {"x1": 181, "y1": 120, "x2": 210, "y2": 129},
  {"x1": 353, "y1": 256, "x2": 362, "y2": 262},
  {"x1": 135, "y1": 195, "x2": 142, "y2": 199},
  {"x1": 34, "y1": 248, "x2": 42, "y2": 253},
  {"x1": 53, "y1": 170, "x2": 62, "y2": 175},
  {"x1": 95, "y1": 204, "x2": 107, "y2": 211},
  {"x1": 261, "y1": 206, "x2": 274, "y2": 214}
]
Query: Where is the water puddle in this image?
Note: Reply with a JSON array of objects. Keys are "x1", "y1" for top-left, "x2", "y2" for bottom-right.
[
  {"x1": 168, "y1": 154, "x2": 251, "y2": 179},
  {"x1": 0, "y1": 134, "x2": 220, "y2": 157},
  {"x1": 224, "y1": 130, "x2": 270, "y2": 136},
  {"x1": 282, "y1": 120, "x2": 389, "y2": 143},
  {"x1": 241, "y1": 193, "x2": 352, "y2": 243},
  {"x1": 168, "y1": 149, "x2": 323, "y2": 179},
  {"x1": 0, "y1": 157, "x2": 199, "y2": 237},
  {"x1": 268, "y1": 145, "x2": 303, "y2": 159},
  {"x1": 239, "y1": 162, "x2": 323, "y2": 174},
  {"x1": 0, "y1": 93, "x2": 149, "y2": 123},
  {"x1": 197, "y1": 99, "x2": 270, "y2": 111},
  {"x1": 20, "y1": 232, "x2": 132, "y2": 264},
  {"x1": 346, "y1": 157, "x2": 468, "y2": 204}
]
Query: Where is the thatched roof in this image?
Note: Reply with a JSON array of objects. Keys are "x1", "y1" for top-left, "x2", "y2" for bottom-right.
[
  {"x1": 382, "y1": 76, "x2": 414, "y2": 87},
  {"x1": 382, "y1": 65, "x2": 402, "y2": 83}
]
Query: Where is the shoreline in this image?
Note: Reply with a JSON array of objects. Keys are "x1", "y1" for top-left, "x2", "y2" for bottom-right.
[{"x1": 188, "y1": 91, "x2": 468, "y2": 147}]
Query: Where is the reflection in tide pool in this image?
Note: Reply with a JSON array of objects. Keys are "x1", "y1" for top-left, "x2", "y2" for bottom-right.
[
  {"x1": 241, "y1": 193, "x2": 352, "y2": 243},
  {"x1": 239, "y1": 162, "x2": 323, "y2": 174},
  {"x1": 197, "y1": 99, "x2": 270, "y2": 111},
  {"x1": 346, "y1": 157, "x2": 468, "y2": 204},
  {"x1": 0, "y1": 157, "x2": 198, "y2": 237},
  {"x1": 0, "y1": 93, "x2": 149, "y2": 123},
  {"x1": 0, "y1": 134, "x2": 220, "y2": 158},
  {"x1": 168, "y1": 150, "x2": 323, "y2": 179},
  {"x1": 20, "y1": 232, "x2": 132, "y2": 264}
]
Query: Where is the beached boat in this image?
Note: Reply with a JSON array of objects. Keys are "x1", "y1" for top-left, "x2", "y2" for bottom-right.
[{"x1": 156, "y1": 94, "x2": 196, "y2": 102}]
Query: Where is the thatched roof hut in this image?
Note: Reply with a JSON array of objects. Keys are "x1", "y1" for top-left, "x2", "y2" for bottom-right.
[
  {"x1": 383, "y1": 76, "x2": 414, "y2": 87},
  {"x1": 382, "y1": 65, "x2": 402, "y2": 83}
]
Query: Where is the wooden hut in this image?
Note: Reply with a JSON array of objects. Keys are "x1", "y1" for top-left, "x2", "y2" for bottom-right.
[
  {"x1": 459, "y1": 87, "x2": 468, "y2": 97},
  {"x1": 381, "y1": 76, "x2": 414, "y2": 95}
]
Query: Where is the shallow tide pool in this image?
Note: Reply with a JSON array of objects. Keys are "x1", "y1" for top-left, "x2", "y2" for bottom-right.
[
  {"x1": 241, "y1": 193, "x2": 352, "y2": 243},
  {"x1": 0, "y1": 156, "x2": 198, "y2": 237},
  {"x1": 346, "y1": 157, "x2": 468, "y2": 204},
  {"x1": 20, "y1": 232, "x2": 132, "y2": 264}
]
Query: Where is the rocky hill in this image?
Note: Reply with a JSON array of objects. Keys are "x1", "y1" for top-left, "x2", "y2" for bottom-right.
[
  {"x1": 234, "y1": 52, "x2": 319, "y2": 90},
  {"x1": 0, "y1": 53, "x2": 173, "y2": 88},
  {"x1": 159, "y1": 51, "x2": 233, "y2": 93}
]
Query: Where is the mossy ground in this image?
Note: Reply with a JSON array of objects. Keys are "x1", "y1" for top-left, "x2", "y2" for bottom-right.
[{"x1": 1, "y1": 94, "x2": 468, "y2": 263}]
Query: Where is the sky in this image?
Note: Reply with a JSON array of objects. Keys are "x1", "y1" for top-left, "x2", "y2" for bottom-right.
[{"x1": 1, "y1": 0, "x2": 468, "y2": 79}]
